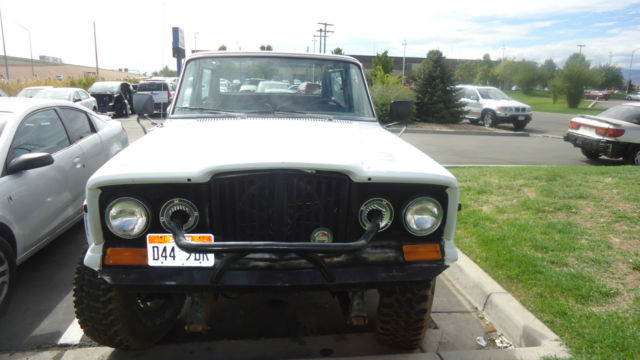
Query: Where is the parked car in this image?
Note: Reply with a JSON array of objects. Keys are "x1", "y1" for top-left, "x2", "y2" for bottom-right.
[
  {"x1": 256, "y1": 80, "x2": 294, "y2": 93},
  {"x1": 0, "y1": 98, "x2": 129, "y2": 315},
  {"x1": 73, "y1": 52, "x2": 460, "y2": 350},
  {"x1": 16, "y1": 86, "x2": 53, "y2": 98},
  {"x1": 135, "y1": 80, "x2": 175, "y2": 114},
  {"x1": 34, "y1": 87, "x2": 98, "y2": 111},
  {"x1": 296, "y1": 81, "x2": 321, "y2": 95},
  {"x1": 625, "y1": 92, "x2": 640, "y2": 101},
  {"x1": 564, "y1": 102, "x2": 640, "y2": 164},
  {"x1": 584, "y1": 90, "x2": 610, "y2": 100},
  {"x1": 456, "y1": 85, "x2": 533, "y2": 129},
  {"x1": 0, "y1": 89, "x2": 8, "y2": 97},
  {"x1": 88, "y1": 81, "x2": 134, "y2": 118}
]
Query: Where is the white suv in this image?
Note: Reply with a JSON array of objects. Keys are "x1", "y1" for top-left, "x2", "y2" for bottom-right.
[{"x1": 457, "y1": 85, "x2": 532, "y2": 129}]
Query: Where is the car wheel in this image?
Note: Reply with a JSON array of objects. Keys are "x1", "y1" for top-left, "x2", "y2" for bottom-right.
[
  {"x1": 469, "y1": 118, "x2": 479, "y2": 125},
  {"x1": 375, "y1": 279, "x2": 435, "y2": 349},
  {"x1": 581, "y1": 148, "x2": 601, "y2": 160},
  {"x1": 73, "y1": 262, "x2": 185, "y2": 349},
  {"x1": 627, "y1": 96, "x2": 631, "y2": 100},
  {"x1": 624, "y1": 147, "x2": 640, "y2": 165},
  {"x1": 92, "y1": 106, "x2": 98, "y2": 112},
  {"x1": 513, "y1": 121, "x2": 527, "y2": 130},
  {"x1": 0, "y1": 237, "x2": 16, "y2": 317},
  {"x1": 483, "y1": 111, "x2": 496, "y2": 128}
]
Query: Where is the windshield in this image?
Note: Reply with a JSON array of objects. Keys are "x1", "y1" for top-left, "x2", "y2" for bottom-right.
[
  {"x1": 138, "y1": 82, "x2": 169, "y2": 91},
  {"x1": 88, "y1": 82, "x2": 120, "y2": 94},
  {"x1": 17, "y1": 88, "x2": 48, "y2": 98},
  {"x1": 173, "y1": 56, "x2": 375, "y2": 119},
  {"x1": 598, "y1": 105, "x2": 640, "y2": 124},
  {"x1": 477, "y1": 87, "x2": 511, "y2": 100},
  {"x1": 34, "y1": 90, "x2": 71, "y2": 100}
]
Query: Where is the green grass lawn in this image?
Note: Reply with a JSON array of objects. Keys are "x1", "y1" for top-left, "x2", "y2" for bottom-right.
[
  {"x1": 449, "y1": 166, "x2": 640, "y2": 360},
  {"x1": 505, "y1": 90, "x2": 605, "y2": 115}
]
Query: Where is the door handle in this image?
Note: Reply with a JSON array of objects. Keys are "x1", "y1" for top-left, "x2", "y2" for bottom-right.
[{"x1": 73, "y1": 157, "x2": 85, "y2": 169}]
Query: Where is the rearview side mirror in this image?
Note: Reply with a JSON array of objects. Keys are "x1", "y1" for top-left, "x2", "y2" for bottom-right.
[
  {"x1": 7, "y1": 152, "x2": 54, "y2": 175},
  {"x1": 389, "y1": 101, "x2": 413, "y2": 124},
  {"x1": 133, "y1": 93, "x2": 154, "y2": 116}
]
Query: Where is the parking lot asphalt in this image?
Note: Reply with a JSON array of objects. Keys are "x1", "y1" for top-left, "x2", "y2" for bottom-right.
[{"x1": 0, "y1": 114, "x2": 571, "y2": 360}]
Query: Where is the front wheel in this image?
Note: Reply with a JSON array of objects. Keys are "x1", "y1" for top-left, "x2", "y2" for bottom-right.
[
  {"x1": 624, "y1": 147, "x2": 640, "y2": 165},
  {"x1": 0, "y1": 237, "x2": 16, "y2": 317},
  {"x1": 483, "y1": 112, "x2": 496, "y2": 128},
  {"x1": 513, "y1": 121, "x2": 527, "y2": 130},
  {"x1": 73, "y1": 263, "x2": 185, "y2": 349},
  {"x1": 376, "y1": 279, "x2": 435, "y2": 349},
  {"x1": 469, "y1": 118, "x2": 479, "y2": 125}
]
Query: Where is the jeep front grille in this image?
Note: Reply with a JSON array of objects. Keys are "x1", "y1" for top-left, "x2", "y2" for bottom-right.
[{"x1": 210, "y1": 171, "x2": 350, "y2": 243}]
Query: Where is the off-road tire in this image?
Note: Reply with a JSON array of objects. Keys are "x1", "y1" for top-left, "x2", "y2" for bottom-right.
[
  {"x1": 376, "y1": 279, "x2": 436, "y2": 349},
  {"x1": 483, "y1": 111, "x2": 496, "y2": 128},
  {"x1": 581, "y1": 148, "x2": 601, "y2": 160},
  {"x1": 73, "y1": 262, "x2": 185, "y2": 349},
  {"x1": 469, "y1": 118, "x2": 479, "y2": 125},
  {"x1": 624, "y1": 146, "x2": 640, "y2": 165},
  {"x1": 0, "y1": 237, "x2": 16, "y2": 317}
]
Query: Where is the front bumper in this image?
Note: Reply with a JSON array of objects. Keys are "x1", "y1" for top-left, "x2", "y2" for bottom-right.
[{"x1": 497, "y1": 113, "x2": 532, "y2": 123}]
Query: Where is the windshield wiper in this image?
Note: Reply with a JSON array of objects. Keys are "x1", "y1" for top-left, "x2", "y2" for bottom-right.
[{"x1": 174, "y1": 106, "x2": 244, "y2": 117}]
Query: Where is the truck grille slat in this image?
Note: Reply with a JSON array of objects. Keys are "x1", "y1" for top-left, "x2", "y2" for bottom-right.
[{"x1": 211, "y1": 171, "x2": 350, "y2": 243}]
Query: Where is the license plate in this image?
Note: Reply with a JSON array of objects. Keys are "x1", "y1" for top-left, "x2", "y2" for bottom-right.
[
  {"x1": 518, "y1": 115, "x2": 525, "y2": 120},
  {"x1": 147, "y1": 234, "x2": 215, "y2": 267}
]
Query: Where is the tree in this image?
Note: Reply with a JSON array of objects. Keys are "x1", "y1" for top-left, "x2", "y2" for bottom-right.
[
  {"x1": 372, "y1": 50, "x2": 394, "y2": 75},
  {"x1": 218, "y1": 45, "x2": 227, "y2": 51},
  {"x1": 151, "y1": 65, "x2": 177, "y2": 77},
  {"x1": 596, "y1": 64, "x2": 624, "y2": 89},
  {"x1": 413, "y1": 49, "x2": 466, "y2": 123},
  {"x1": 474, "y1": 54, "x2": 498, "y2": 86},
  {"x1": 454, "y1": 60, "x2": 477, "y2": 84},
  {"x1": 331, "y1": 47, "x2": 344, "y2": 55},
  {"x1": 494, "y1": 59, "x2": 518, "y2": 90},
  {"x1": 513, "y1": 60, "x2": 538, "y2": 94},
  {"x1": 538, "y1": 59, "x2": 557, "y2": 88},
  {"x1": 554, "y1": 53, "x2": 601, "y2": 108},
  {"x1": 259, "y1": 45, "x2": 273, "y2": 51}
]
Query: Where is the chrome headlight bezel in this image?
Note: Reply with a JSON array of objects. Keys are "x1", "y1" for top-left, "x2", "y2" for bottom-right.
[
  {"x1": 402, "y1": 196, "x2": 443, "y2": 236},
  {"x1": 105, "y1": 197, "x2": 151, "y2": 239},
  {"x1": 358, "y1": 197, "x2": 394, "y2": 232}
]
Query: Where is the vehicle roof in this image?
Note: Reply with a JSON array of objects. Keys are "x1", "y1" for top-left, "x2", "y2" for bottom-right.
[
  {"x1": 92, "y1": 81, "x2": 129, "y2": 85},
  {"x1": 21, "y1": 86, "x2": 54, "y2": 90},
  {"x1": 188, "y1": 51, "x2": 362, "y2": 65},
  {"x1": 456, "y1": 84, "x2": 499, "y2": 89},
  {"x1": 38, "y1": 87, "x2": 85, "y2": 92},
  {"x1": 0, "y1": 97, "x2": 88, "y2": 118}
]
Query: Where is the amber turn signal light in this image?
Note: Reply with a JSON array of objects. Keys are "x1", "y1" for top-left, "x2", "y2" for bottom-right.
[
  {"x1": 403, "y1": 244, "x2": 442, "y2": 262},
  {"x1": 105, "y1": 248, "x2": 148, "y2": 265}
]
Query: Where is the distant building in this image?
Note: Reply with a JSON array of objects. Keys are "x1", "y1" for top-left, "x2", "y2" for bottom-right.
[{"x1": 39, "y1": 55, "x2": 63, "y2": 64}]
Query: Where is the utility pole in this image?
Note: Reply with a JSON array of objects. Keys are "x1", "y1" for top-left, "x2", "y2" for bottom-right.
[
  {"x1": 0, "y1": 9, "x2": 9, "y2": 80},
  {"x1": 93, "y1": 21, "x2": 99, "y2": 79},
  {"x1": 317, "y1": 22, "x2": 334, "y2": 54},
  {"x1": 17, "y1": 24, "x2": 34, "y2": 77},
  {"x1": 628, "y1": 48, "x2": 640, "y2": 93},
  {"x1": 577, "y1": 44, "x2": 586, "y2": 54},
  {"x1": 315, "y1": 28, "x2": 323, "y2": 54},
  {"x1": 311, "y1": 36, "x2": 318, "y2": 53}
]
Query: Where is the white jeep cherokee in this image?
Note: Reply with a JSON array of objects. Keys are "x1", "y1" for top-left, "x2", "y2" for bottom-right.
[
  {"x1": 73, "y1": 52, "x2": 460, "y2": 350},
  {"x1": 457, "y1": 84, "x2": 533, "y2": 129}
]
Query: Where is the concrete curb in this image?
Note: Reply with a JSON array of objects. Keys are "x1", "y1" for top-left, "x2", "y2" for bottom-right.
[
  {"x1": 441, "y1": 252, "x2": 571, "y2": 358},
  {"x1": 401, "y1": 128, "x2": 530, "y2": 137}
]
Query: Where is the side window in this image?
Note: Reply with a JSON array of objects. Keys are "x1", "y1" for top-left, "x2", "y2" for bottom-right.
[
  {"x1": 73, "y1": 91, "x2": 82, "y2": 102},
  {"x1": 79, "y1": 90, "x2": 90, "y2": 100},
  {"x1": 9, "y1": 109, "x2": 70, "y2": 162},
  {"x1": 464, "y1": 88, "x2": 477, "y2": 99},
  {"x1": 329, "y1": 70, "x2": 345, "y2": 107},
  {"x1": 201, "y1": 68, "x2": 212, "y2": 99},
  {"x1": 58, "y1": 108, "x2": 94, "y2": 143}
]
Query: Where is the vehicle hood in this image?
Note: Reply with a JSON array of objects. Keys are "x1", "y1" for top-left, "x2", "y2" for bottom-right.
[
  {"x1": 481, "y1": 99, "x2": 529, "y2": 108},
  {"x1": 88, "y1": 118, "x2": 457, "y2": 188}
]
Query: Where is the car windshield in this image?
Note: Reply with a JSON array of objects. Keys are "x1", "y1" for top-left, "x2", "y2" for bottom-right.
[
  {"x1": 88, "y1": 82, "x2": 120, "y2": 94},
  {"x1": 477, "y1": 87, "x2": 511, "y2": 100},
  {"x1": 597, "y1": 105, "x2": 640, "y2": 124},
  {"x1": 173, "y1": 55, "x2": 375, "y2": 119},
  {"x1": 138, "y1": 82, "x2": 168, "y2": 91},
  {"x1": 17, "y1": 88, "x2": 47, "y2": 98},
  {"x1": 34, "y1": 90, "x2": 71, "y2": 100}
]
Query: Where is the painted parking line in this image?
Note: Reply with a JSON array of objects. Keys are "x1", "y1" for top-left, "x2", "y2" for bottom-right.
[{"x1": 58, "y1": 318, "x2": 84, "y2": 346}]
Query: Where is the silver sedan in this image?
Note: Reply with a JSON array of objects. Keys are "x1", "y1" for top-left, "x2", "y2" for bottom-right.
[
  {"x1": 34, "y1": 87, "x2": 98, "y2": 112},
  {"x1": 0, "y1": 98, "x2": 129, "y2": 315}
]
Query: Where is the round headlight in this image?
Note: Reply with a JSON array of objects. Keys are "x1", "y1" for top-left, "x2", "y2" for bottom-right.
[
  {"x1": 105, "y1": 197, "x2": 150, "y2": 239},
  {"x1": 402, "y1": 197, "x2": 443, "y2": 236},
  {"x1": 359, "y1": 198, "x2": 394, "y2": 232}
]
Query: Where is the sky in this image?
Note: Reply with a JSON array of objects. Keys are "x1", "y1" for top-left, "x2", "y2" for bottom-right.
[{"x1": 0, "y1": 0, "x2": 639, "y2": 77}]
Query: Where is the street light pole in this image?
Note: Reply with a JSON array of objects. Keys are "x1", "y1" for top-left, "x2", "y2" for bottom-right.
[
  {"x1": 0, "y1": 9, "x2": 9, "y2": 80},
  {"x1": 93, "y1": 21, "x2": 99, "y2": 79},
  {"x1": 402, "y1": 39, "x2": 407, "y2": 86},
  {"x1": 627, "y1": 48, "x2": 640, "y2": 93},
  {"x1": 17, "y1": 24, "x2": 34, "y2": 77}
]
